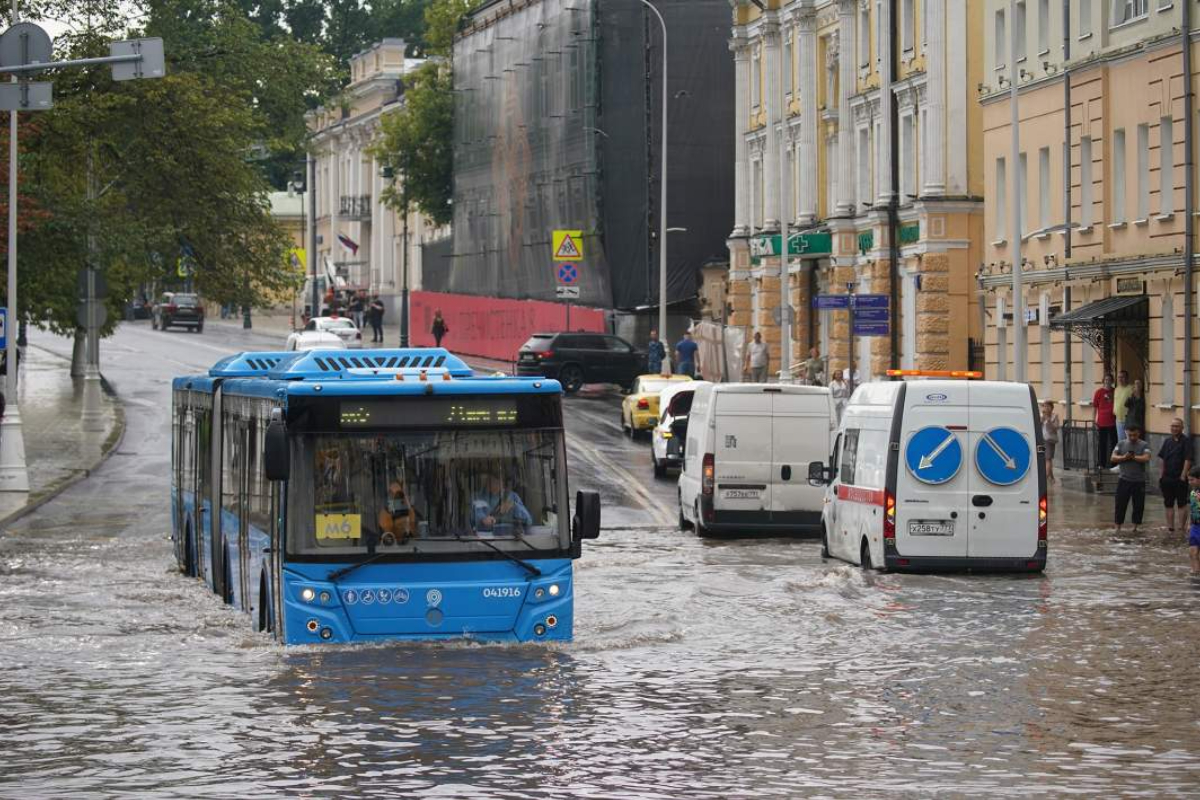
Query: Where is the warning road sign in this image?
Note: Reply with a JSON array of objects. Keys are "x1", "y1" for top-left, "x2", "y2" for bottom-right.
[
  {"x1": 556, "y1": 262, "x2": 579, "y2": 284},
  {"x1": 552, "y1": 230, "x2": 583, "y2": 261}
]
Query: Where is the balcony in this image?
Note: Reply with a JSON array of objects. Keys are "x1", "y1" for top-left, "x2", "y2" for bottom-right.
[{"x1": 339, "y1": 194, "x2": 372, "y2": 221}]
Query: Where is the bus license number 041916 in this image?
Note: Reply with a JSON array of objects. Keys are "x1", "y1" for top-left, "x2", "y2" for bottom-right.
[
  {"x1": 483, "y1": 587, "x2": 522, "y2": 599},
  {"x1": 909, "y1": 520, "x2": 954, "y2": 536}
]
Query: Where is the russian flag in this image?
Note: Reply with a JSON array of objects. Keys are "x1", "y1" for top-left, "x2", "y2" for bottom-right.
[{"x1": 337, "y1": 233, "x2": 359, "y2": 255}]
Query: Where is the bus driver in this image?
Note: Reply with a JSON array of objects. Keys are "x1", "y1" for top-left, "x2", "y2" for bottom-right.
[
  {"x1": 378, "y1": 477, "x2": 419, "y2": 545},
  {"x1": 471, "y1": 473, "x2": 533, "y2": 534}
]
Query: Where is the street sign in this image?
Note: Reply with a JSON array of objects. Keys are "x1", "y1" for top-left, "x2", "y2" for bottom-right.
[
  {"x1": 813, "y1": 294, "x2": 850, "y2": 310},
  {"x1": 0, "y1": 82, "x2": 52, "y2": 111},
  {"x1": 77, "y1": 269, "x2": 108, "y2": 300},
  {"x1": 771, "y1": 305, "x2": 795, "y2": 325},
  {"x1": 853, "y1": 294, "x2": 890, "y2": 309},
  {"x1": 975, "y1": 427, "x2": 1032, "y2": 486},
  {"x1": 555, "y1": 285, "x2": 580, "y2": 299},
  {"x1": 751, "y1": 231, "x2": 833, "y2": 257},
  {"x1": 110, "y1": 38, "x2": 166, "y2": 81},
  {"x1": 0, "y1": 22, "x2": 53, "y2": 67},
  {"x1": 852, "y1": 321, "x2": 890, "y2": 337},
  {"x1": 76, "y1": 300, "x2": 107, "y2": 329},
  {"x1": 904, "y1": 426, "x2": 964, "y2": 485},
  {"x1": 0, "y1": 308, "x2": 6, "y2": 350},
  {"x1": 853, "y1": 307, "x2": 889, "y2": 322},
  {"x1": 552, "y1": 230, "x2": 583, "y2": 261},
  {"x1": 556, "y1": 262, "x2": 579, "y2": 285}
]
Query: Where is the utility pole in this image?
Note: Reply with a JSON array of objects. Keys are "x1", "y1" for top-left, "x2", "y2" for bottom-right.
[
  {"x1": 638, "y1": 0, "x2": 669, "y2": 372},
  {"x1": 80, "y1": 143, "x2": 104, "y2": 432},
  {"x1": 308, "y1": 151, "x2": 318, "y2": 321},
  {"x1": 1009, "y1": 0, "x2": 1026, "y2": 382},
  {"x1": 778, "y1": 15, "x2": 792, "y2": 382}
]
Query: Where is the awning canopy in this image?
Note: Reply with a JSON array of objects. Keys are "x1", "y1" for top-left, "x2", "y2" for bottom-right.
[{"x1": 1050, "y1": 294, "x2": 1148, "y2": 366}]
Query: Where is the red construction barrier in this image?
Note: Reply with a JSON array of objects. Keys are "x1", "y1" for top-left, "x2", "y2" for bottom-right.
[{"x1": 409, "y1": 290, "x2": 607, "y2": 362}]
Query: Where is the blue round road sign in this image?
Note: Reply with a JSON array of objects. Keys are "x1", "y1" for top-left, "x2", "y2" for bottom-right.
[
  {"x1": 557, "y1": 263, "x2": 578, "y2": 285},
  {"x1": 904, "y1": 426, "x2": 964, "y2": 485},
  {"x1": 974, "y1": 427, "x2": 1031, "y2": 486}
]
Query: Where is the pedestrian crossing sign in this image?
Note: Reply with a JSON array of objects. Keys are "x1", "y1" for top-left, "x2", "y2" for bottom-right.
[{"x1": 552, "y1": 230, "x2": 583, "y2": 261}]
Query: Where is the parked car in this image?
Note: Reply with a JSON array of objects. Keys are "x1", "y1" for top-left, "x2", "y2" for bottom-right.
[
  {"x1": 620, "y1": 374, "x2": 692, "y2": 437},
  {"x1": 286, "y1": 316, "x2": 362, "y2": 350},
  {"x1": 286, "y1": 329, "x2": 348, "y2": 352},
  {"x1": 651, "y1": 382, "x2": 699, "y2": 477},
  {"x1": 516, "y1": 332, "x2": 646, "y2": 393},
  {"x1": 152, "y1": 292, "x2": 205, "y2": 332}
]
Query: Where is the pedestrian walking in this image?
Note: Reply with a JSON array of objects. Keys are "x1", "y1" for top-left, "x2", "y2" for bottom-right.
[
  {"x1": 1113, "y1": 370, "x2": 1132, "y2": 442},
  {"x1": 349, "y1": 293, "x2": 366, "y2": 331},
  {"x1": 646, "y1": 329, "x2": 666, "y2": 375},
  {"x1": 1093, "y1": 375, "x2": 1117, "y2": 469},
  {"x1": 1123, "y1": 379, "x2": 1145, "y2": 433},
  {"x1": 803, "y1": 346, "x2": 824, "y2": 386},
  {"x1": 368, "y1": 295, "x2": 385, "y2": 343},
  {"x1": 431, "y1": 310, "x2": 448, "y2": 348},
  {"x1": 744, "y1": 331, "x2": 769, "y2": 382},
  {"x1": 1112, "y1": 424, "x2": 1151, "y2": 533},
  {"x1": 1158, "y1": 418, "x2": 1192, "y2": 535},
  {"x1": 829, "y1": 369, "x2": 850, "y2": 421},
  {"x1": 1041, "y1": 400, "x2": 1060, "y2": 482},
  {"x1": 674, "y1": 331, "x2": 699, "y2": 378},
  {"x1": 1187, "y1": 466, "x2": 1200, "y2": 575}
]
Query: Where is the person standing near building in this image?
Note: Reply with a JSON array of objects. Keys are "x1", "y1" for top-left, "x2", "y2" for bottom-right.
[
  {"x1": 431, "y1": 310, "x2": 448, "y2": 348},
  {"x1": 1158, "y1": 418, "x2": 1192, "y2": 536},
  {"x1": 1112, "y1": 424, "x2": 1151, "y2": 533},
  {"x1": 368, "y1": 295, "x2": 385, "y2": 343},
  {"x1": 1113, "y1": 370, "x2": 1133, "y2": 442},
  {"x1": 675, "y1": 331, "x2": 699, "y2": 378},
  {"x1": 1123, "y1": 379, "x2": 1145, "y2": 434},
  {"x1": 1093, "y1": 375, "x2": 1117, "y2": 469},
  {"x1": 1187, "y1": 466, "x2": 1200, "y2": 575},
  {"x1": 1041, "y1": 400, "x2": 1060, "y2": 482},
  {"x1": 829, "y1": 369, "x2": 850, "y2": 421},
  {"x1": 646, "y1": 329, "x2": 666, "y2": 375},
  {"x1": 744, "y1": 331, "x2": 769, "y2": 382},
  {"x1": 804, "y1": 346, "x2": 823, "y2": 386}
]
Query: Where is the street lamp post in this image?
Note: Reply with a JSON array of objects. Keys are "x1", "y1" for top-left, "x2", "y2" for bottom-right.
[
  {"x1": 637, "y1": 0, "x2": 669, "y2": 372},
  {"x1": 1008, "y1": 0, "x2": 1026, "y2": 382}
]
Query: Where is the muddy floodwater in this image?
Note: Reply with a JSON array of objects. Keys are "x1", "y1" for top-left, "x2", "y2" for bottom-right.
[{"x1": 2, "y1": 328, "x2": 1199, "y2": 798}]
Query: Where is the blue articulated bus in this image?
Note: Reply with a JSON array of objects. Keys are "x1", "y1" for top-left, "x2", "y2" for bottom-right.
[{"x1": 170, "y1": 348, "x2": 601, "y2": 645}]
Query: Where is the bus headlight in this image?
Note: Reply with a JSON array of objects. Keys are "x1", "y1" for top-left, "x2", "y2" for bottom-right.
[
  {"x1": 319, "y1": 591, "x2": 331, "y2": 603},
  {"x1": 546, "y1": 615, "x2": 558, "y2": 628},
  {"x1": 548, "y1": 584, "x2": 560, "y2": 597},
  {"x1": 301, "y1": 588, "x2": 316, "y2": 603}
]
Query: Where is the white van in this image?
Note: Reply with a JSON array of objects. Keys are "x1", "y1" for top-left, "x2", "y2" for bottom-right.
[
  {"x1": 678, "y1": 383, "x2": 835, "y2": 535},
  {"x1": 809, "y1": 376, "x2": 1047, "y2": 572}
]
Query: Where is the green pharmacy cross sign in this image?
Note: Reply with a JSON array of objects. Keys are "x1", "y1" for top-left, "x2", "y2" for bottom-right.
[{"x1": 750, "y1": 231, "x2": 833, "y2": 258}]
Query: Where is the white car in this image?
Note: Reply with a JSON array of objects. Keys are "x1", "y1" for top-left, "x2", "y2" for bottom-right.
[
  {"x1": 286, "y1": 317, "x2": 362, "y2": 351},
  {"x1": 651, "y1": 382, "x2": 701, "y2": 478}
]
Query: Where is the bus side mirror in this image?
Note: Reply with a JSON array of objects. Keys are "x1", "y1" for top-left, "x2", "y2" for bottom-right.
[
  {"x1": 807, "y1": 461, "x2": 829, "y2": 486},
  {"x1": 265, "y1": 420, "x2": 290, "y2": 482},
  {"x1": 573, "y1": 490, "x2": 601, "y2": 540}
]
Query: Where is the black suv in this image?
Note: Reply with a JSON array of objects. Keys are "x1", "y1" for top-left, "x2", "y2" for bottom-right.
[
  {"x1": 516, "y1": 332, "x2": 646, "y2": 393},
  {"x1": 152, "y1": 292, "x2": 205, "y2": 332}
]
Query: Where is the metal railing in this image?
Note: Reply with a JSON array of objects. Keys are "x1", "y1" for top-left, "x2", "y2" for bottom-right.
[
  {"x1": 339, "y1": 194, "x2": 372, "y2": 220},
  {"x1": 1061, "y1": 420, "x2": 1096, "y2": 472}
]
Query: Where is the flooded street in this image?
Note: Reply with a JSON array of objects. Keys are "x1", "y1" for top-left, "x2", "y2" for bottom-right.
[{"x1": 2, "y1": 325, "x2": 1200, "y2": 798}]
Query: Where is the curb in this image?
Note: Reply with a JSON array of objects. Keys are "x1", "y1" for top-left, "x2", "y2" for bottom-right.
[{"x1": 0, "y1": 347, "x2": 127, "y2": 531}]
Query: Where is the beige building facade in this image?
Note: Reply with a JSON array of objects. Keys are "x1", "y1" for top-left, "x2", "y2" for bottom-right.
[
  {"x1": 980, "y1": 0, "x2": 1199, "y2": 441},
  {"x1": 727, "y1": 0, "x2": 985, "y2": 382},
  {"x1": 308, "y1": 40, "x2": 447, "y2": 317}
]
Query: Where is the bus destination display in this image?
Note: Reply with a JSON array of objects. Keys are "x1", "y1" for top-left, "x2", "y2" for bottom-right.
[{"x1": 340, "y1": 398, "x2": 520, "y2": 428}]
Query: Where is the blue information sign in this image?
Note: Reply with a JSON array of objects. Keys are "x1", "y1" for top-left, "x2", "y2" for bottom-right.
[
  {"x1": 854, "y1": 294, "x2": 890, "y2": 309},
  {"x1": 974, "y1": 427, "x2": 1032, "y2": 486},
  {"x1": 0, "y1": 307, "x2": 6, "y2": 350},
  {"x1": 853, "y1": 307, "x2": 889, "y2": 322},
  {"x1": 904, "y1": 426, "x2": 964, "y2": 485},
  {"x1": 813, "y1": 294, "x2": 850, "y2": 310},
  {"x1": 853, "y1": 321, "x2": 890, "y2": 336}
]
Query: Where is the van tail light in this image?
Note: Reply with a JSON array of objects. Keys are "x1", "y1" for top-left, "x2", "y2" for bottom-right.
[
  {"x1": 637, "y1": 398, "x2": 650, "y2": 410},
  {"x1": 702, "y1": 454, "x2": 715, "y2": 496},
  {"x1": 537, "y1": 350, "x2": 553, "y2": 360},
  {"x1": 883, "y1": 489, "x2": 896, "y2": 544},
  {"x1": 1038, "y1": 495, "x2": 1048, "y2": 545}
]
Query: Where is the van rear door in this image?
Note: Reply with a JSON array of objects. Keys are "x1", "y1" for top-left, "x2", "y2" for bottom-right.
[
  {"x1": 966, "y1": 383, "x2": 1039, "y2": 559},
  {"x1": 714, "y1": 390, "x2": 773, "y2": 515},
  {"x1": 770, "y1": 390, "x2": 832, "y2": 520},
  {"x1": 894, "y1": 384, "x2": 970, "y2": 558}
]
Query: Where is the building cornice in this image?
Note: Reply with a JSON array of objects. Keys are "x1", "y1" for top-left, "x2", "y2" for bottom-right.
[{"x1": 979, "y1": 253, "x2": 1193, "y2": 290}]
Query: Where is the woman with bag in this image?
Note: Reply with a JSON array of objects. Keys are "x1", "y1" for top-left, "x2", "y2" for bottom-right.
[{"x1": 431, "y1": 310, "x2": 448, "y2": 348}]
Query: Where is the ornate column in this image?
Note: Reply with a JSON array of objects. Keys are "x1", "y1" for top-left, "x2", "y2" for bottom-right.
[
  {"x1": 762, "y1": 17, "x2": 782, "y2": 231},
  {"x1": 835, "y1": 0, "x2": 856, "y2": 216},
  {"x1": 732, "y1": 35, "x2": 752, "y2": 236},
  {"x1": 875, "y1": 0, "x2": 893, "y2": 205},
  {"x1": 923, "y1": 0, "x2": 946, "y2": 196},
  {"x1": 797, "y1": 6, "x2": 818, "y2": 225}
]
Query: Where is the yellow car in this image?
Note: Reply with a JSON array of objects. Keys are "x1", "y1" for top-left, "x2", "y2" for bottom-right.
[{"x1": 621, "y1": 374, "x2": 693, "y2": 438}]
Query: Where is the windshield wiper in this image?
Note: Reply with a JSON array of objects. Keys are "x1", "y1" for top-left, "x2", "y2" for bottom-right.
[
  {"x1": 458, "y1": 534, "x2": 542, "y2": 577},
  {"x1": 327, "y1": 552, "x2": 387, "y2": 583}
]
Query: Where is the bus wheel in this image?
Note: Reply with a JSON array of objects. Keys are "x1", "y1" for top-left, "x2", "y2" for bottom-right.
[
  {"x1": 860, "y1": 540, "x2": 873, "y2": 571},
  {"x1": 820, "y1": 526, "x2": 830, "y2": 559}
]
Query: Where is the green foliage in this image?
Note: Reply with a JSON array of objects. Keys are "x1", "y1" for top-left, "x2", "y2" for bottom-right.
[
  {"x1": 373, "y1": 60, "x2": 453, "y2": 227},
  {"x1": 423, "y1": 0, "x2": 482, "y2": 56}
]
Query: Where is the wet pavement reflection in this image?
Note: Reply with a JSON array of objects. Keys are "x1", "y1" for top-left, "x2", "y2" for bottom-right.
[{"x1": 2, "y1": 325, "x2": 1199, "y2": 798}]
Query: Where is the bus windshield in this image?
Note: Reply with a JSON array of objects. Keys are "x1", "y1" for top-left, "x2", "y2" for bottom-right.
[{"x1": 287, "y1": 429, "x2": 569, "y2": 558}]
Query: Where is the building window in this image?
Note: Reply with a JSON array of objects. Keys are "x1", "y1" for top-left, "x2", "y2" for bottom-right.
[
  {"x1": 859, "y1": 4, "x2": 871, "y2": 67},
  {"x1": 751, "y1": 47, "x2": 761, "y2": 109},
  {"x1": 1112, "y1": 0, "x2": 1149, "y2": 25},
  {"x1": 1112, "y1": 129, "x2": 1126, "y2": 223},
  {"x1": 784, "y1": 32, "x2": 793, "y2": 96},
  {"x1": 995, "y1": 9, "x2": 1007, "y2": 69},
  {"x1": 1080, "y1": 136, "x2": 1093, "y2": 227},
  {"x1": 1137, "y1": 123, "x2": 1150, "y2": 219},
  {"x1": 876, "y1": 0, "x2": 884, "y2": 67},
  {"x1": 902, "y1": 0, "x2": 915, "y2": 53},
  {"x1": 1040, "y1": 294, "x2": 1052, "y2": 400},
  {"x1": 1161, "y1": 290, "x2": 1176, "y2": 405},
  {"x1": 901, "y1": 114, "x2": 915, "y2": 201},
  {"x1": 857, "y1": 127, "x2": 871, "y2": 208},
  {"x1": 1038, "y1": 0, "x2": 1050, "y2": 53},
  {"x1": 1160, "y1": 116, "x2": 1175, "y2": 215},
  {"x1": 1015, "y1": 1, "x2": 1027, "y2": 61},
  {"x1": 1079, "y1": 0, "x2": 1092, "y2": 37},
  {"x1": 1039, "y1": 146, "x2": 1051, "y2": 230},
  {"x1": 995, "y1": 156, "x2": 1007, "y2": 235}
]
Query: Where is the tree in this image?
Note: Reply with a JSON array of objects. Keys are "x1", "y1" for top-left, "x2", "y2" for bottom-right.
[{"x1": 422, "y1": 0, "x2": 481, "y2": 56}]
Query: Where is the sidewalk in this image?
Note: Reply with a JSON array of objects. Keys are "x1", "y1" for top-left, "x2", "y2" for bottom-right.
[
  {"x1": 0, "y1": 343, "x2": 124, "y2": 527},
  {"x1": 207, "y1": 310, "x2": 515, "y2": 374}
]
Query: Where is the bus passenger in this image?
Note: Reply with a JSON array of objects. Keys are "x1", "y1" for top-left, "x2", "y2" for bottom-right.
[
  {"x1": 378, "y1": 478, "x2": 419, "y2": 544},
  {"x1": 471, "y1": 473, "x2": 533, "y2": 533}
]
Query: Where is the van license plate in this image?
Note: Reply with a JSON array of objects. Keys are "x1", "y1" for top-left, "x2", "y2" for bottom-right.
[
  {"x1": 909, "y1": 520, "x2": 954, "y2": 536},
  {"x1": 723, "y1": 489, "x2": 760, "y2": 500}
]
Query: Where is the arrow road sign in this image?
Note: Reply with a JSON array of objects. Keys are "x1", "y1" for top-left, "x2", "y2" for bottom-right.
[
  {"x1": 556, "y1": 262, "x2": 579, "y2": 285},
  {"x1": 974, "y1": 427, "x2": 1032, "y2": 486},
  {"x1": 555, "y1": 285, "x2": 580, "y2": 299},
  {"x1": 904, "y1": 426, "x2": 963, "y2": 485}
]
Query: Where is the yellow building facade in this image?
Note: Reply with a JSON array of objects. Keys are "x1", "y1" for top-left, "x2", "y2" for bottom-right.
[
  {"x1": 727, "y1": 0, "x2": 985, "y2": 381},
  {"x1": 980, "y1": 0, "x2": 1200, "y2": 441}
]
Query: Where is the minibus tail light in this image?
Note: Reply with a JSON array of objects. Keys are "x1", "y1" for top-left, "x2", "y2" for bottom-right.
[
  {"x1": 637, "y1": 398, "x2": 650, "y2": 410},
  {"x1": 1038, "y1": 495, "x2": 1048, "y2": 545},
  {"x1": 883, "y1": 490, "x2": 896, "y2": 542},
  {"x1": 702, "y1": 454, "x2": 715, "y2": 496}
]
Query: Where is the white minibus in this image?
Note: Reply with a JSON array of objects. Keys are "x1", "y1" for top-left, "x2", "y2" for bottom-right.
[{"x1": 808, "y1": 372, "x2": 1047, "y2": 572}]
